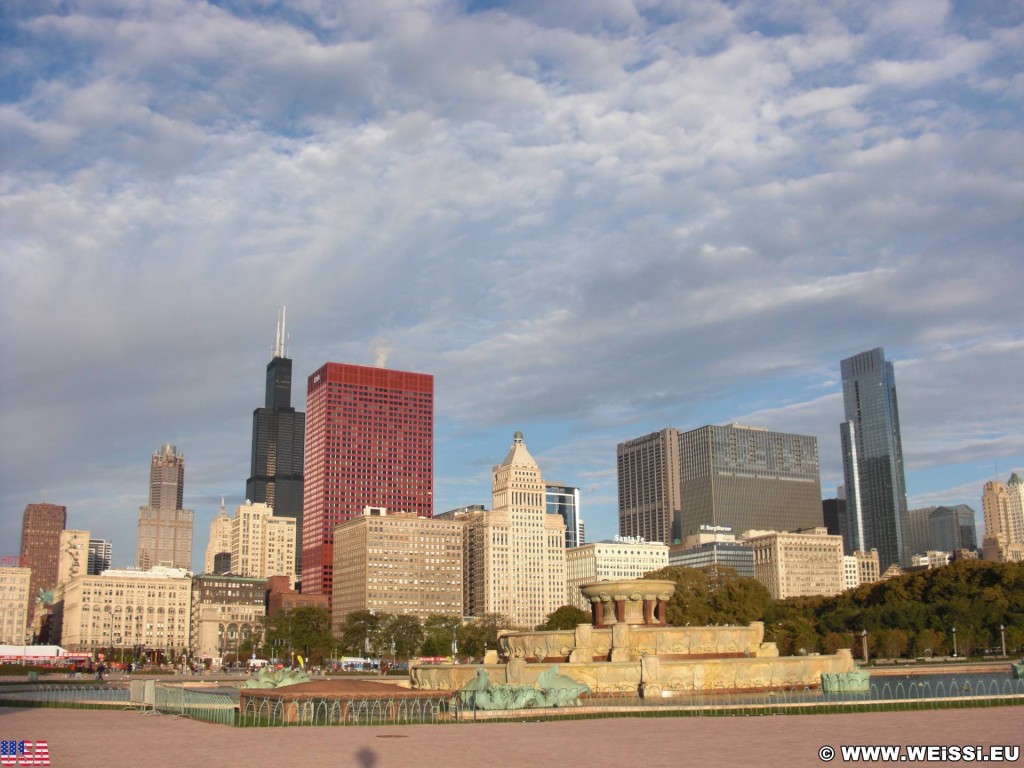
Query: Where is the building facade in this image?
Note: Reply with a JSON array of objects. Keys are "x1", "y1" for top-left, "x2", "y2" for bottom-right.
[
  {"x1": 204, "y1": 500, "x2": 233, "y2": 574},
  {"x1": 57, "y1": 530, "x2": 90, "y2": 589},
  {"x1": 20, "y1": 502, "x2": 67, "y2": 630},
  {"x1": 136, "y1": 445, "x2": 194, "y2": 570},
  {"x1": 983, "y1": 478, "x2": 1024, "y2": 547},
  {"x1": 246, "y1": 309, "x2": 306, "y2": 574},
  {"x1": 190, "y1": 574, "x2": 267, "y2": 663},
  {"x1": 929, "y1": 505, "x2": 978, "y2": 553},
  {"x1": 566, "y1": 539, "x2": 668, "y2": 610},
  {"x1": 302, "y1": 362, "x2": 434, "y2": 598},
  {"x1": 839, "y1": 347, "x2": 909, "y2": 570},
  {"x1": 903, "y1": 506, "x2": 935, "y2": 560},
  {"x1": 230, "y1": 502, "x2": 296, "y2": 580},
  {"x1": 745, "y1": 528, "x2": 846, "y2": 600},
  {"x1": 461, "y1": 432, "x2": 567, "y2": 628},
  {"x1": 617, "y1": 428, "x2": 683, "y2": 545},
  {"x1": 0, "y1": 566, "x2": 31, "y2": 644},
  {"x1": 331, "y1": 509, "x2": 463, "y2": 632},
  {"x1": 57, "y1": 567, "x2": 192, "y2": 657},
  {"x1": 668, "y1": 527, "x2": 755, "y2": 578},
  {"x1": 546, "y1": 484, "x2": 583, "y2": 549},
  {"x1": 677, "y1": 423, "x2": 823, "y2": 540},
  {"x1": 87, "y1": 540, "x2": 111, "y2": 576}
]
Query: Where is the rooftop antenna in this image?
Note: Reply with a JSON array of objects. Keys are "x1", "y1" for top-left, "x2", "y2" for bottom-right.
[{"x1": 274, "y1": 306, "x2": 287, "y2": 358}]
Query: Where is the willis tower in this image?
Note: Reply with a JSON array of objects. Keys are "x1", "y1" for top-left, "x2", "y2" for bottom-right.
[{"x1": 247, "y1": 308, "x2": 306, "y2": 573}]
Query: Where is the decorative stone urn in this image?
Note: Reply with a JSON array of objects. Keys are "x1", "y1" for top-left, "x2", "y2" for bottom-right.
[{"x1": 578, "y1": 579, "x2": 677, "y2": 628}]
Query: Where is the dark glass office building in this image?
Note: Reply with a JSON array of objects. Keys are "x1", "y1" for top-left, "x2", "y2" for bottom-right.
[
  {"x1": 677, "y1": 424, "x2": 823, "y2": 540},
  {"x1": 547, "y1": 484, "x2": 583, "y2": 548},
  {"x1": 839, "y1": 347, "x2": 908, "y2": 570},
  {"x1": 246, "y1": 311, "x2": 305, "y2": 573}
]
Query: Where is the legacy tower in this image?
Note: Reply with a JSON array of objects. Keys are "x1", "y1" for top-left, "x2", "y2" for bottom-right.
[
  {"x1": 246, "y1": 309, "x2": 305, "y2": 572},
  {"x1": 839, "y1": 347, "x2": 908, "y2": 570},
  {"x1": 302, "y1": 362, "x2": 433, "y2": 598}
]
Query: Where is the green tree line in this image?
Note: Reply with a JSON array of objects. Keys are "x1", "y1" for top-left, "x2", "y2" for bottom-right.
[{"x1": 643, "y1": 560, "x2": 1024, "y2": 660}]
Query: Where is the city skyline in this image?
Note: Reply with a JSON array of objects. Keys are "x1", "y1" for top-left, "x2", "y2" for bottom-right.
[{"x1": 2, "y1": 1, "x2": 1022, "y2": 571}]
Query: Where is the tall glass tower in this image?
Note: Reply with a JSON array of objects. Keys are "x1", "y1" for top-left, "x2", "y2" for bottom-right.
[
  {"x1": 839, "y1": 347, "x2": 908, "y2": 570},
  {"x1": 246, "y1": 309, "x2": 305, "y2": 573}
]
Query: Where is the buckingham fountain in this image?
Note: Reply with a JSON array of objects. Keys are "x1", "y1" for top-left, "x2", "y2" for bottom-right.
[{"x1": 410, "y1": 579, "x2": 858, "y2": 699}]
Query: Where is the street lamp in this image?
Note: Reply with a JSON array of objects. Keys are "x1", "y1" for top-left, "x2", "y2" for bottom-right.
[
  {"x1": 861, "y1": 629, "x2": 868, "y2": 663},
  {"x1": 1000, "y1": 624, "x2": 1006, "y2": 658},
  {"x1": 952, "y1": 626, "x2": 957, "y2": 658}
]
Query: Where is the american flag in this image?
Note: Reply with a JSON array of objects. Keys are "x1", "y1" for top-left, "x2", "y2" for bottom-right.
[{"x1": 0, "y1": 740, "x2": 50, "y2": 766}]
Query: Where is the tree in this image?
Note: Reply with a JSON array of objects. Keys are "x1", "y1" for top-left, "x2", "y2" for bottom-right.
[
  {"x1": 536, "y1": 605, "x2": 590, "y2": 631},
  {"x1": 645, "y1": 565, "x2": 773, "y2": 627},
  {"x1": 421, "y1": 615, "x2": 462, "y2": 657},
  {"x1": 375, "y1": 614, "x2": 423, "y2": 661},
  {"x1": 262, "y1": 606, "x2": 334, "y2": 665},
  {"x1": 339, "y1": 610, "x2": 382, "y2": 656},
  {"x1": 458, "y1": 613, "x2": 515, "y2": 660}
]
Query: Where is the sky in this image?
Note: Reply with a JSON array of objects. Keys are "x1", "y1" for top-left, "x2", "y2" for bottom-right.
[{"x1": 2, "y1": 0, "x2": 1022, "y2": 571}]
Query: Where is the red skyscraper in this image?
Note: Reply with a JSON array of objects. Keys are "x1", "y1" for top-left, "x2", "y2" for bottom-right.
[{"x1": 302, "y1": 362, "x2": 433, "y2": 597}]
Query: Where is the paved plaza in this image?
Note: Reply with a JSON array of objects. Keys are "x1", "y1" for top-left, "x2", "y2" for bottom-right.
[{"x1": 1, "y1": 705, "x2": 1021, "y2": 768}]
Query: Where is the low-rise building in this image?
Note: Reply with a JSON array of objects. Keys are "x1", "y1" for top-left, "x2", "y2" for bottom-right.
[
  {"x1": 0, "y1": 565, "x2": 31, "y2": 644},
  {"x1": 57, "y1": 566, "x2": 192, "y2": 659},
  {"x1": 744, "y1": 528, "x2": 845, "y2": 600},
  {"x1": 190, "y1": 574, "x2": 267, "y2": 663},
  {"x1": 566, "y1": 538, "x2": 669, "y2": 610},
  {"x1": 668, "y1": 526, "x2": 754, "y2": 577}
]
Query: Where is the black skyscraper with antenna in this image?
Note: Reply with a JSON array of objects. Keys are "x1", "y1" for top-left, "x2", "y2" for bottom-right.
[{"x1": 246, "y1": 308, "x2": 306, "y2": 573}]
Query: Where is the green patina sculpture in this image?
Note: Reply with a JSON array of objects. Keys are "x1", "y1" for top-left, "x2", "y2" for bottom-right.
[
  {"x1": 1012, "y1": 660, "x2": 1024, "y2": 680},
  {"x1": 820, "y1": 670, "x2": 871, "y2": 693},
  {"x1": 243, "y1": 667, "x2": 311, "y2": 689},
  {"x1": 459, "y1": 666, "x2": 590, "y2": 710}
]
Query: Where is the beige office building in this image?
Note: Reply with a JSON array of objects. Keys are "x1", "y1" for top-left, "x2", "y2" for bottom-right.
[
  {"x1": 566, "y1": 539, "x2": 669, "y2": 610},
  {"x1": 331, "y1": 509, "x2": 463, "y2": 632},
  {"x1": 57, "y1": 566, "x2": 192, "y2": 656},
  {"x1": 0, "y1": 566, "x2": 32, "y2": 644},
  {"x1": 204, "y1": 499, "x2": 233, "y2": 574},
  {"x1": 458, "y1": 432, "x2": 566, "y2": 629},
  {"x1": 983, "y1": 477, "x2": 1024, "y2": 545},
  {"x1": 745, "y1": 528, "x2": 845, "y2": 600},
  {"x1": 231, "y1": 502, "x2": 296, "y2": 580}
]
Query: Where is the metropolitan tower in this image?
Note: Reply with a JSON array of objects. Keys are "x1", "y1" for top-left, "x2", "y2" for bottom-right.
[
  {"x1": 839, "y1": 347, "x2": 908, "y2": 570},
  {"x1": 246, "y1": 308, "x2": 306, "y2": 573}
]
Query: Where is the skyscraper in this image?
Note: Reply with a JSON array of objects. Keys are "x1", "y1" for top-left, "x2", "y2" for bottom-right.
[
  {"x1": 982, "y1": 476, "x2": 1024, "y2": 546},
  {"x1": 136, "y1": 444, "x2": 194, "y2": 570},
  {"x1": 459, "y1": 432, "x2": 566, "y2": 627},
  {"x1": 246, "y1": 308, "x2": 305, "y2": 572},
  {"x1": 204, "y1": 499, "x2": 232, "y2": 574},
  {"x1": 87, "y1": 539, "x2": 111, "y2": 576},
  {"x1": 618, "y1": 423, "x2": 822, "y2": 546},
  {"x1": 302, "y1": 362, "x2": 434, "y2": 597},
  {"x1": 617, "y1": 428, "x2": 683, "y2": 544},
  {"x1": 546, "y1": 484, "x2": 583, "y2": 549},
  {"x1": 839, "y1": 347, "x2": 909, "y2": 570},
  {"x1": 677, "y1": 423, "x2": 823, "y2": 539},
  {"x1": 20, "y1": 502, "x2": 66, "y2": 630}
]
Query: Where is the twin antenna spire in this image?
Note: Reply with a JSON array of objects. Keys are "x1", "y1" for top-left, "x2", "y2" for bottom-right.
[{"x1": 274, "y1": 306, "x2": 288, "y2": 358}]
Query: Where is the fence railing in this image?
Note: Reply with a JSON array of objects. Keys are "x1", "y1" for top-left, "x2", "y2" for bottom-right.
[{"x1": 2, "y1": 675, "x2": 1022, "y2": 727}]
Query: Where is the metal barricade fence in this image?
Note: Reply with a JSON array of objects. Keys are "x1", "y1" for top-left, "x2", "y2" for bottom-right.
[{"x1": 1, "y1": 675, "x2": 1022, "y2": 726}]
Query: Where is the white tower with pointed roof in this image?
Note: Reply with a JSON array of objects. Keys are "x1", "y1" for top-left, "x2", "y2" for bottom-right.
[{"x1": 462, "y1": 431, "x2": 566, "y2": 628}]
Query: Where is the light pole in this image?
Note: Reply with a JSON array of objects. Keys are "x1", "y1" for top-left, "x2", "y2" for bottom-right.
[
  {"x1": 861, "y1": 629, "x2": 868, "y2": 663},
  {"x1": 1000, "y1": 624, "x2": 1006, "y2": 658},
  {"x1": 952, "y1": 626, "x2": 957, "y2": 658}
]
